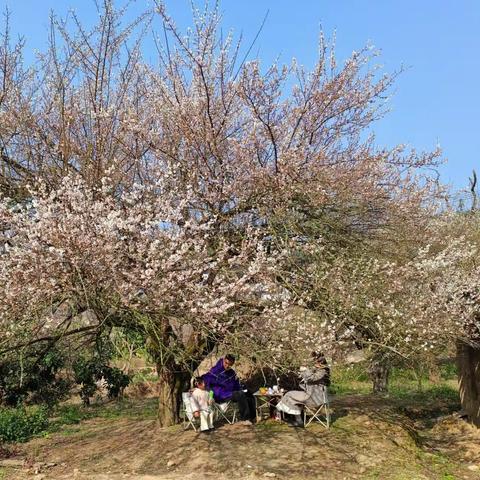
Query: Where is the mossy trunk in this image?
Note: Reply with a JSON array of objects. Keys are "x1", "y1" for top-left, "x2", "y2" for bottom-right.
[{"x1": 457, "y1": 339, "x2": 480, "y2": 427}]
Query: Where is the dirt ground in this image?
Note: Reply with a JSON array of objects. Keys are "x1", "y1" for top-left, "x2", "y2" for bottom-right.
[{"x1": 2, "y1": 395, "x2": 480, "y2": 480}]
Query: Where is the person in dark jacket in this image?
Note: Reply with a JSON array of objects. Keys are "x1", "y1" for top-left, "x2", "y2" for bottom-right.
[{"x1": 202, "y1": 354, "x2": 256, "y2": 424}]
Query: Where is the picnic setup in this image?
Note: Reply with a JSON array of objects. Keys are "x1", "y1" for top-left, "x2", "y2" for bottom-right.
[
  {"x1": 254, "y1": 386, "x2": 284, "y2": 421},
  {"x1": 181, "y1": 352, "x2": 331, "y2": 432}
]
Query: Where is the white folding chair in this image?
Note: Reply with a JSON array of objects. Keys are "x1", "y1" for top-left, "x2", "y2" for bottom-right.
[
  {"x1": 213, "y1": 400, "x2": 237, "y2": 424},
  {"x1": 181, "y1": 392, "x2": 199, "y2": 431},
  {"x1": 303, "y1": 386, "x2": 330, "y2": 428}
]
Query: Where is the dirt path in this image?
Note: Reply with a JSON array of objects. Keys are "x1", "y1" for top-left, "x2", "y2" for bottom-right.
[{"x1": 2, "y1": 395, "x2": 480, "y2": 480}]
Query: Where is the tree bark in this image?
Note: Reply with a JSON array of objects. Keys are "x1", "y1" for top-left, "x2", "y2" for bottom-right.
[
  {"x1": 457, "y1": 339, "x2": 480, "y2": 427},
  {"x1": 369, "y1": 359, "x2": 390, "y2": 394},
  {"x1": 156, "y1": 365, "x2": 191, "y2": 427},
  {"x1": 152, "y1": 321, "x2": 216, "y2": 427}
]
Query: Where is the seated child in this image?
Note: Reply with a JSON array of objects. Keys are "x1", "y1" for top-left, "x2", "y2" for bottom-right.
[{"x1": 190, "y1": 377, "x2": 214, "y2": 432}]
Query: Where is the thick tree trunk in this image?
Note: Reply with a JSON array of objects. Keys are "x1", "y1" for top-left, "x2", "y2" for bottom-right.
[
  {"x1": 158, "y1": 367, "x2": 190, "y2": 427},
  {"x1": 151, "y1": 322, "x2": 216, "y2": 427},
  {"x1": 457, "y1": 339, "x2": 480, "y2": 427},
  {"x1": 157, "y1": 368, "x2": 176, "y2": 428},
  {"x1": 157, "y1": 366, "x2": 190, "y2": 427},
  {"x1": 369, "y1": 359, "x2": 390, "y2": 394}
]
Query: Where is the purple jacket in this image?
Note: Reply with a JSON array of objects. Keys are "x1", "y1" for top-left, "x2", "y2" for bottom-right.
[{"x1": 202, "y1": 358, "x2": 242, "y2": 402}]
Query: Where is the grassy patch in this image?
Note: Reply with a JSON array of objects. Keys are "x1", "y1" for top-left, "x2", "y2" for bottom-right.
[
  {"x1": 331, "y1": 363, "x2": 459, "y2": 407},
  {"x1": 62, "y1": 397, "x2": 154, "y2": 420},
  {"x1": 357, "y1": 438, "x2": 462, "y2": 480},
  {"x1": 46, "y1": 404, "x2": 95, "y2": 434},
  {"x1": 56, "y1": 404, "x2": 94, "y2": 424},
  {"x1": 330, "y1": 380, "x2": 371, "y2": 396},
  {"x1": 390, "y1": 383, "x2": 459, "y2": 403},
  {"x1": 416, "y1": 449, "x2": 461, "y2": 480},
  {"x1": 43, "y1": 398, "x2": 157, "y2": 437},
  {"x1": 330, "y1": 363, "x2": 370, "y2": 395},
  {"x1": 94, "y1": 398, "x2": 157, "y2": 420},
  {"x1": 0, "y1": 398, "x2": 157, "y2": 444},
  {"x1": 59, "y1": 426, "x2": 83, "y2": 436}
]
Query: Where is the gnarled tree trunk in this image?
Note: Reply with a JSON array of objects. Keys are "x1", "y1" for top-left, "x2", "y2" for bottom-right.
[{"x1": 457, "y1": 339, "x2": 480, "y2": 427}]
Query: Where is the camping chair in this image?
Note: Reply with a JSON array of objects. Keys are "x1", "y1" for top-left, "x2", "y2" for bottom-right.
[
  {"x1": 212, "y1": 400, "x2": 238, "y2": 424},
  {"x1": 181, "y1": 392, "x2": 199, "y2": 431},
  {"x1": 302, "y1": 385, "x2": 330, "y2": 428}
]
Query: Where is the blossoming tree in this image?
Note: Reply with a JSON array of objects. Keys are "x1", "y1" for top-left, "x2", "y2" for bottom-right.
[{"x1": 0, "y1": 1, "x2": 453, "y2": 425}]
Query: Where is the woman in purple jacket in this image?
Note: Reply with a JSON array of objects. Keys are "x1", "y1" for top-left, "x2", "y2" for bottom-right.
[{"x1": 202, "y1": 354, "x2": 256, "y2": 425}]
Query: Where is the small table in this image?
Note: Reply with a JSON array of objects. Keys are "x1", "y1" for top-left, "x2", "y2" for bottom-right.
[{"x1": 254, "y1": 391, "x2": 283, "y2": 422}]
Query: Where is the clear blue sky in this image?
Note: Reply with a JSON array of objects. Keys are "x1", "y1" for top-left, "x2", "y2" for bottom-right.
[{"x1": 2, "y1": 0, "x2": 479, "y2": 190}]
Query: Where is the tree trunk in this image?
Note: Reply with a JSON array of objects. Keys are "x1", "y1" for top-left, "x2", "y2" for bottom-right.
[
  {"x1": 150, "y1": 322, "x2": 216, "y2": 427},
  {"x1": 369, "y1": 359, "x2": 390, "y2": 394},
  {"x1": 428, "y1": 365, "x2": 441, "y2": 384},
  {"x1": 457, "y1": 339, "x2": 480, "y2": 427},
  {"x1": 157, "y1": 366, "x2": 191, "y2": 427}
]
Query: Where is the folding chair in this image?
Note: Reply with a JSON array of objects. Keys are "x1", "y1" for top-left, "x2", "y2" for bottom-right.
[
  {"x1": 302, "y1": 386, "x2": 330, "y2": 428},
  {"x1": 181, "y1": 392, "x2": 199, "y2": 431},
  {"x1": 212, "y1": 400, "x2": 237, "y2": 424}
]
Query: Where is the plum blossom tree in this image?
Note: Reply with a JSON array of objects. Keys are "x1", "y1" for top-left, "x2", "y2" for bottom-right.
[{"x1": 0, "y1": 0, "x2": 449, "y2": 424}]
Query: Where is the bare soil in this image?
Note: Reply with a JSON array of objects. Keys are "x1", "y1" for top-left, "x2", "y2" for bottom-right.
[{"x1": 2, "y1": 395, "x2": 480, "y2": 480}]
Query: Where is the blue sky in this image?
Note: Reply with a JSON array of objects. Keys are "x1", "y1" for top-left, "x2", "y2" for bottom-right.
[{"x1": 1, "y1": 0, "x2": 479, "y2": 190}]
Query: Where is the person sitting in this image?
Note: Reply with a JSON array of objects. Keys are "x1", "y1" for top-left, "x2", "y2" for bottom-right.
[
  {"x1": 202, "y1": 354, "x2": 256, "y2": 425},
  {"x1": 276, "y1": 351, "x2": 330, "y2": 427},
  {"x1": 190, "y1": 377, "x2": 214, "y2": 432}
]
